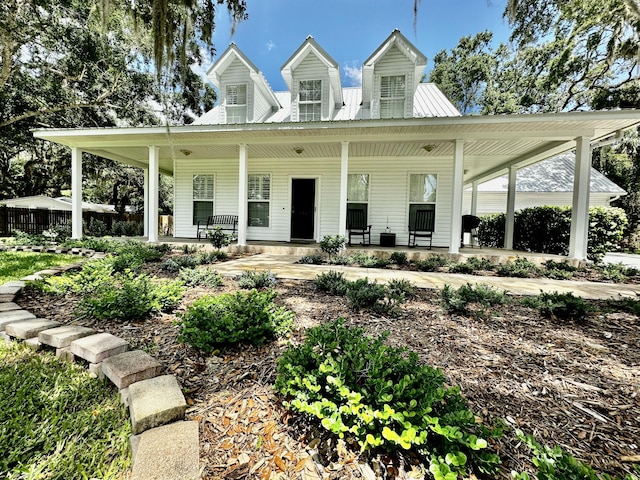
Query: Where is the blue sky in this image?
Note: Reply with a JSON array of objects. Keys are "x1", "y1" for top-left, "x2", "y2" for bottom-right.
[{"x1": 207, "y1": 0, "x2": 513, "y2": 91}]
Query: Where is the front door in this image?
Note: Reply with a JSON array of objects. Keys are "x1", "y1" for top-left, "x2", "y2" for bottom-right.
[{"x1": 290, "y1": 178, "x2": 315, "y2": 240}]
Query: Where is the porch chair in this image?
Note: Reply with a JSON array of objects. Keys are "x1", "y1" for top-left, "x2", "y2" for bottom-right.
[
  {"x1": 408, "y1": 209, "x2": 434, "y2": 249},
  {"x1": 461, "y1": 214, "x2": 481, "y2": 248},
  {"x1": 346, "y1": 208, "x2": 371, "y2": 246}
]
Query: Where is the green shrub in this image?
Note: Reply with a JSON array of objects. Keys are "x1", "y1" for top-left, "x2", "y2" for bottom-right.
[
  {"x1": 161, "y1": 255, "x2": 198, "y2": 272},
  {"x1": 386, "y1": 278, "x2": 416, "y2": 301},
  {"x1": 496, "y1": 257, "x2": 540, "y2": 278},
  {"x1": 542, "y1": 260, "x2": 578, "y2": 280},
  {"x1": 110, "y1": 252, "x2": 144, "y2": 272},
  {"x1": 314, "y1": 271, "x2": 349, "y2": 295},
  {"x1": 389, "y1": 251, "x2": 408, "y2": 265},
  {"x1": 194, "y1": 250, "x2": 226, "y2": 264},
  {"x1": 346, "y1": 251, "x2": 370, "y2": 265},
  {"x1": 178, "y1": 289, "x2": 294, "y2": 351},
  {"x1": 360, "y1": 255, "x2": 390, "y2": 268},
  {"x1": 449, "y1": 261, "x2": 476, "y2": 275},
  {"x1": 414, "y1": 255, "x2": 449, "y2": 272},
  {"x1": 532, "y1": 291, "x2": 593, "y2": 322},
  {"x1": 111, "y1": 220, "x2": 143, "y2": 237},
  {"x1": 319, "y1": 235, "x2": 346, "y2": 256},
  {"x1": 440, "y1": 283, "x2": 508, "y2": 317},
  {"x1": 178, "y1": 267, "x2": 224, "y2": 288},
  {"x1": 449, "y1": 257, "x2": 494, "y2": 275},
  {"x1": 207, "y1": 227, "x2": 236, "y2": 249},
  {"x1": 86, "y1": 217, "x2": 109, "y2": 237},
  {"x1": 181, "y1": 244, "x2": 200, "y2": 254},
  {"x1": 327, "y1": 255, "x2": 350, "y2": 265},
  {"x1": 78, "y1": 271, "x2": 184, "y2": 321},
  {"x1": 346, "y1": 278, "x2": 387, "y2": 311},
  {"x1": 116, "y1": 241, "x2": 165, "y2": 262},
  {"x1": 275, "y1": 319, "x2": 501, "y2": 478},
  {"x1": 606, "y1": 294, "x2": 640, "y2": 316},
  {"x1": 42, "y1": 223, "x2": 72, "y2": 242},
  {"x1": 62, "y1": 237, "x2": 122, "y2": 253},
  {"x1": 39, "y1": 258, "x2": 115, "y2": 295},
  {"x1": 237, "y1": 269, "x2": 277, "y2": 289},
  {"x1": 299, "y1": 254, "x2": 323, "y2": 264}
]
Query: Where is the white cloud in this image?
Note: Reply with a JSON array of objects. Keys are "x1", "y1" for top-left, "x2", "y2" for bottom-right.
[
  {"x1": 266, "y1": 40, "x2": 276, "y2": 51},
  {"x1": 343, "y1": 62, "x2": 362, "y2": 87}
]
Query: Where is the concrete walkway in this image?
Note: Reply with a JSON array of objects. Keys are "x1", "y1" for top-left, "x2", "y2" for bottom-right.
[{"x1": 215, "y1": 253, "x2": 640, "y2": 300}]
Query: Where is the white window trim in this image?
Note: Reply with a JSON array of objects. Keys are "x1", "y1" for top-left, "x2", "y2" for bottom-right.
[
  {"x1": 380, "y1": 75, "x2": 406, "y2": 119},
  {"x1": 407, "y1": 172, "x2": 438, "y2": 227},
  {"x1": 225, "y1": 83, "x2": 247, "y2": 124},
  {"x1": 247, "y1": 173, "x2": 271, "y2": 228},
  {"x1": 298, "y1": 79, "x2": 322, "y2": 122},
  {"x1": 192, "y1": 174, "x2": 215, "y2": 226}
]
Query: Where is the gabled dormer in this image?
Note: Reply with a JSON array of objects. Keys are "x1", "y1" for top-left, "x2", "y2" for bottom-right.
[
  {"x1": 281, "y1": 36, "x2": 343, "y2": 122},
  {"x1": 207, "y1": 43, "x2": 280, "y2": 124},
  {"x1": 361, "y1": 29, "x2": 427, "y2": 119}
]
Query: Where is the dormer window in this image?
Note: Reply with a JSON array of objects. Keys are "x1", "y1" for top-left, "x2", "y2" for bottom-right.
[
  {"x1": 226, "y1": 84, "x2": 247, "y2": 123},
  {"x1": 299, "y1": 80, "x2": 322, "y2": 121},
  {"x1": 380, "y1": 75, "x2": 405, "y2": 119}
]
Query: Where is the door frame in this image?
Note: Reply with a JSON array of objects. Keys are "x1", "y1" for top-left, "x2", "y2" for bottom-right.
[{"x1": 288, "y1": 175, "x2": 321, "y2": 242}]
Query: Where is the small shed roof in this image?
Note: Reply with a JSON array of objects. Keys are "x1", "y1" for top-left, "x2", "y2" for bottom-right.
[
  {"x1": 0, "y1": 195, "x2": 117, "y2": 213},
  {"x1": 475, "y1": 153, "x2": 626, "y2": 194}
]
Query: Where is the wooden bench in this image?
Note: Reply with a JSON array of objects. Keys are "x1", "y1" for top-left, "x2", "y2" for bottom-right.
[
  {"x1": 408, "y1": 209, "x2": 434, "y2": 249},
  {"x1": 196, "y1": 215, "x2": 238, "y2": 240}
]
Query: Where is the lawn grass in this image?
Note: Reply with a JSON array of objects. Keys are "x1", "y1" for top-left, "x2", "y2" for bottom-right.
[
  {"x1": 0, "y1": 252, "x2": 79, "y2": 284},
  {"x1": 0, "y1": 341, "x2": 131, "y2": 479}
]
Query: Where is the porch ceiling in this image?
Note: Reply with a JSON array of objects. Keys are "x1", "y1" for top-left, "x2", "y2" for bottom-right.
[{"x1": 33, "y1": 110, "x2": 640, "y2": 182}]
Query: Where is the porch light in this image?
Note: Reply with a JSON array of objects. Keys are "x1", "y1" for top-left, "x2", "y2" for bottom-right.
[
  {"x1": 180, "y1": 149, "x2": 192, "y2": 156},
  {"x1": 294, "y1": 146, "x2": 304, "y2": 154},
  {"x1": 422, "y1": 144, "x2": 435, "y2": 152}
]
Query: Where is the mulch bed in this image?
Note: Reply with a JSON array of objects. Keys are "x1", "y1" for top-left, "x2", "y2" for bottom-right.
[{"x1": 17, "y1": 262, "x2": 640, "y2": 479}]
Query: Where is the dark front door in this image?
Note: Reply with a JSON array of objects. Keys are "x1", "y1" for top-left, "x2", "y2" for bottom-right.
[{"x1": 290, "y1": 178, "x2": 315, "y2": 240}]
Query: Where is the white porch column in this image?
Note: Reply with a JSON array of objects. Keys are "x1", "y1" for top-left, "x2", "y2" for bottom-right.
[
  {"x1": 569, "y1": 136, "x2": 592, "y2": 260},
  {"x1": 237, "y1": 144, "x2": 248, "y2": 246},
  {"x1": 71, "y1": 147, "x2": 83, "y2": 239},
  {"x1": 148, "y1": 146, "x2": 159, "y2": 243},
  {"x1": 470, "y1": 181, "x2": 479, "y2": 216},
  {"x1": 449, "y1": 139, "x2": 464, "y2": 254},
  {"x1": 504, "y1": 166, "x2": 517, "y2": 250},
  {"x1": 143, "y1": 168, "x2": 149, "y2": 238},
  {"x1": 338, "y1": 141, "x2": 349, "y2": 237}
]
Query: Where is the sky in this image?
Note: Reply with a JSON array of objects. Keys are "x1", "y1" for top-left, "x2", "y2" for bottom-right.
[{"x1": 204, "y1": 0, "x2": 513, "y2": 92}]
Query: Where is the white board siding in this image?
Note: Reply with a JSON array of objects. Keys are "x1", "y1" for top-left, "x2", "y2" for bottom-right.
[
  {"x1": 174, "y1": 155, "x2": 456, "y2": 246},
  {"x1": 462, "y1": 192, "x2": 616, "y2": 216}
]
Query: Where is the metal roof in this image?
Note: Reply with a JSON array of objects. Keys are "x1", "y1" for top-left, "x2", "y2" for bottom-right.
[{"x1": 477, "y1": 153, "x2": 627, "y2": 194}]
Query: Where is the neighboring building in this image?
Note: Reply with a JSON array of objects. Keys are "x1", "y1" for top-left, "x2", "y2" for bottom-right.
[
  {"x1": 463, "y1": 153, "x2": 627, "y2": 215},
  {"x1": 33, "y1": 30, "x2": 640, "y2": 260},
  {"x1": 0, "y1": 195, "x2": 117, "y2": 214}
]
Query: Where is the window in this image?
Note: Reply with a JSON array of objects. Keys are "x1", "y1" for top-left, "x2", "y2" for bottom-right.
[
  {"x1": 193, "y1": 174, "x2": 214, "y2": 225},
  {"x1": 408, "y1": 174, "x2": 436, "y2": 228},
  {"x1": 248, "y1": 174, "x2": 270, "y2": 227},
  {"x1": 226, "y1": 84, "x2": 247, "y2": 123},
  {"x1": 380, "y1": 75, "x2": 405, "y2": 119},
  {"x1": 347, "y1": 174, "x2": 369, "y2": 222},
  {"x1": 298, "y1": 80, "x2": 322, "y2": 121}
]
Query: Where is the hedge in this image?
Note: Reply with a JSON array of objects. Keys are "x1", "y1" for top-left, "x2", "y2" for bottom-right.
[{"x1": 477, "y1": 206, "x2": 627, "y2": 262}]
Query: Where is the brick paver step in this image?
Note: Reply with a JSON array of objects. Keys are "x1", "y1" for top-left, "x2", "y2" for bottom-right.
[
  {"x1": 130, "y1": 421, "x2": 200, "y2": 480},
  {"x1": 102, "y1": 350, "x2": 162, "y2": 389},
  {"x1": 128, "y1": 375, "x2": 187, "y2": 435},
  {"x1": 39, "y1": 325, "x2": 95, "y2": 349},
  {"x1": 5, "y1": 318, "x2": 61, "y2": 340},
  {"x1": 0, "y1": 310, "x2": 36, "y2": 331},
  {"x1": 70, "y1": 333, "x2": 129, "y2": 363}
]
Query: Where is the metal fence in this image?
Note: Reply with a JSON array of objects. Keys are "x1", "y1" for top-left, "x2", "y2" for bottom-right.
[{"x1": 0, "y1": 205, "x2": 142, "y2": 236}]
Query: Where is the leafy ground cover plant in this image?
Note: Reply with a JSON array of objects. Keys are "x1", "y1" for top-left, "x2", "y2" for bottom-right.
[
  {"x1": 389, "y1": 251, "x2": 408, "y2": 265},
  {"x1": 524, "y1": 291, "x2": 593, "y2": 322},
  {"x1": 178, "y1": 289, "x2": 294, "y2": 351},
  {"x1": 511, "y1": 430, "x2": 634, "y2": 480},
  {"x1": 606, "y1": 294, "x2": 640, "y2": 317},
  {"x1": 237, "y1": 269, "x2": 278, "y2": 289},
  {"x1": 414, "y1": 255, "x2": 450, "y2": 272},
  {"x1": 345, "y1": 278, "x2": 387, "y2": 311},
  {"x1": 275, "y1": 319, "x2": 502, "y2": 479},
  {"x1": 0, "y1": 341, "x2": 130, "y2": 479},
  {"x1": 298, "y1": 254, "x2": 323, "y2": 264},
  {"x1": 596, "y1": 263, "x2": 639, "y2": 283},
  {"x1": 449, "y1": 257, "x2": 495, "y2": 275},
  {"x1": 0, "y1": 252, "x2": 79, "y2": 283},
  {"x1": 178, "y1": 267, "x2": 224, "y2": 288},
  {"x1": 440, "y1": 283, "x2": 509, "y2": 317}
]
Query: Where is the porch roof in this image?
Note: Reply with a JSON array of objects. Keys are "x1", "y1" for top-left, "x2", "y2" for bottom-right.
[{"x1": 33, "y1": 110, "x2": 640, "y2": 182}]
